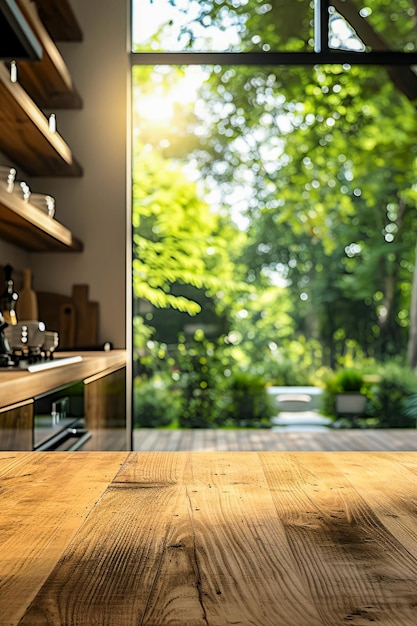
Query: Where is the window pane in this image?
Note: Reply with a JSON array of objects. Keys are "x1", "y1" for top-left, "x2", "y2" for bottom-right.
[
  {"x1": 329, "y1": 0, "x2": 417, "y2": 53},
  {"x1": 131, "y1": 61, "x2": 417, "y2": 437},
  {"x1": 132, "y1": 0, "x2": 417, "y2": 54},
  {"x1": 132, "y1": 0, "x2": 314, "y2": 52}
]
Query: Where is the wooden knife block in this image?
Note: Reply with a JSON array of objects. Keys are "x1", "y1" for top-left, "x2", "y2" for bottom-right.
[{"x1": 37, "y1": 284, "x2": 99, "y2": 349}]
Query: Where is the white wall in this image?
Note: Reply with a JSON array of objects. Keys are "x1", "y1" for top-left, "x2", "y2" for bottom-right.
[{"x1": 0, "y1": 0, "x2": 129, "y2": 348}]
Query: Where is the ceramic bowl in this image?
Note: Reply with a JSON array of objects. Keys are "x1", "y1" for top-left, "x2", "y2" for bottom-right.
[
  {"x1": 42, "y1": 331, "x2": 59, "y2": 353},
  {"x1": 0, "y1": 166, "x2": 16, "y2": 193},
  {"x1": 12, "y1": 180, "x2": 31, "y2": 202},
  {"x1": 30, "y1": 193, "x2": 55, "y2": 218}
]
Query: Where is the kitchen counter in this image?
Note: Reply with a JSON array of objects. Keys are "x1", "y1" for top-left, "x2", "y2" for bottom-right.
[
  {"x1": 1, "y1": 451, "x2": 417, "y2": 625},
  {"x1": 0, "y1": 349, "x2": 126, "y2": 408}
]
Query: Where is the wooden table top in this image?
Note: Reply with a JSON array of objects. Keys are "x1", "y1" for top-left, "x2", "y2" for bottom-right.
[{"x1": 1, "y1": 451, "x2": 417, "y2": 625}]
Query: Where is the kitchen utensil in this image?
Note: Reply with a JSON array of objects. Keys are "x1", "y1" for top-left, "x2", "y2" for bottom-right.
[
  {"x1": 59, "y1": 303, "x2": 76, "y2": 348},
  {"x1": 1, "y1": 264, "x2": 18, "y2": 326},
  {"x1": 37, "y1": 291, "x2": 74, "y2": 339},
  {"x1": 37, "y1": 285, "x2": 99, "y2": 349},
  {"x1": 16, "y1": 268, "x2": 39, "y2": 321},
  {"x1": 0, "y1": 313, "x2": 11, "y2": 360},
  {"x1": 72, "y1": 285, "x2": 99, "y2": 347}
]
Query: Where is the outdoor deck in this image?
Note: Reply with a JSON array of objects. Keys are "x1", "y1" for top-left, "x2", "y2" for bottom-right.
[{"x1": 133, "y1": 427, "x2": 417, "y2": 451}]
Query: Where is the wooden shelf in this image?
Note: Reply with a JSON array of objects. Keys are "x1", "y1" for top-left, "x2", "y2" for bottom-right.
[
  {"x1": 0, "y1": 1, "x2": 83, "y2": 253},
  {"x1": 0, "y1": 0, "x2": 43, "y2": 61},
  {"x1": 0, "y1": 184, "x2": 83, "y2": 251},
  {"x1": 33, "y1": 0, "x2": 82, "y2": 42},
  {"x1": 0, "y1": 62, "x2": 82, "y2": 176},
  {"x1": 15, "y1": 0, "x2": 82, "y2": 109}
]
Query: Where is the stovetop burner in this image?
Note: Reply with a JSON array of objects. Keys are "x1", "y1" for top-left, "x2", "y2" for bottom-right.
[{"x1": 0, "y1": 352, "x2": 82, "y2": 372}]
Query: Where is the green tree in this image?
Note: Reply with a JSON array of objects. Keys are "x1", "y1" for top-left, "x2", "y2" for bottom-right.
[
  {"x1": 186, "y1": 62, "x2": 417, "y2": 365},
  {"x1": 132, "y1": 143, "x2": 242, "y2": 315},
  {"x1": 133, "y1": 0, "x2": 417, "y2": 374}
]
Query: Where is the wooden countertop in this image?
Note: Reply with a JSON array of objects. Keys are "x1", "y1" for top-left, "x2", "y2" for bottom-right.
[
  {"x1": 0, "y1": 350, "x2": 126, "y2": 408},
  {"x1": 1, "y1": 451, "x2": 417, "y2": 625}
]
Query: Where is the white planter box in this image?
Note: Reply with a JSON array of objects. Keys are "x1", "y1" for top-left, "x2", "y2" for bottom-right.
[{"x1": 336, "y1": 393, "x2": 366, "y2": 415}]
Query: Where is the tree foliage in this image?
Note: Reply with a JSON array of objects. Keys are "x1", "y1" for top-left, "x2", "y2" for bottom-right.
[
  {"x1": 132, "y1": 0, "x2": 417, "y2": 376},
  {"x1": 132, "y1": 138, "x2": 245, "y2": 316}
]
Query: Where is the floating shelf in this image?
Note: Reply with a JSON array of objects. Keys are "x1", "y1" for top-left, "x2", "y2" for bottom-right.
[
  {"x1": 0, "y1": 1, "x2": 83, "y2": 253},
  {"x1": 0, "y1": 185, "x2": 83, "y2": 252},
  {"x1": 15, "y1": 0, "x2": 82, "y2": 109},
  {"x1": 0, "y1": 62, "x2": 82, "y2": 176},
  {"x1": 0, "y1": 0, "x2": 42, "y2": 61},
  {"x1": 33, "y1": 0, "x2": 82, "y2": 42}
]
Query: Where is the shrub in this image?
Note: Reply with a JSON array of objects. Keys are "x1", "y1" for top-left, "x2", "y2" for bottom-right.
[
  {"x1": 403, "y1": 394, "x2": 417, "y2": 427},
  {"x1": 175, "y1": 331, "x2": 232, "y2": 428},
  {"x1": 366, "y1": 361, "x2": 417, "y2": 428},
  {"x1": 319, "y1": 368, "x2": 366, "y2": 418},
  {"x1": 267, "y1": 359, "x2": 315, "y2": 386},
  {"x1": 333, "y1": 369, "x2": 364, "y2": 392},
  {"x1": 133, "y1": 376, "x2": 180, "y2": 428},
  {"x1": 222, "y1": 370, "x2": 276, "y2": 428}
]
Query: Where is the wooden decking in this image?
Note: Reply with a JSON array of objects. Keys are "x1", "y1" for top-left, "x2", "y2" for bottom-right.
[{"x1": 133, "y1": 427, "x2": 417, "y2": 451}]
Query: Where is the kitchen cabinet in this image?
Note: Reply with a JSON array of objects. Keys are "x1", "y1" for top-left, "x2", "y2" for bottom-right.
[
  {"x1": 83, "y1": 365, "x2": 127, "y2": 451},
  {"x1": 0, "y1": 0, "x2": 83, "y2": 251},
  {"x1": 0, "y1": 350, "x2": 127, "y2": 451},
  {"x1": 84, "y1": 365, "x2": 126, "y2": 431},
  {"x1": 0, "y1": 398, "x2": 33, "y2": 450}
]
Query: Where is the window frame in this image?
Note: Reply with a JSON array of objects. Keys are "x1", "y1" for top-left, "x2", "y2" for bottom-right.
[{"x1": 131, "y1": 0, "x2": 417, "y2": 66}]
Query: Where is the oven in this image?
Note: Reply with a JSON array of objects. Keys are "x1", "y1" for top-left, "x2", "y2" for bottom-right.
[{"x1": 33, "y1": 381, "x2": 91, "y2": 451}]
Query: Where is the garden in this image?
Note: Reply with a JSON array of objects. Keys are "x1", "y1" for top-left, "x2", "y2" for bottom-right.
[
  {"x1": 133, "y1": 329, "x2": 417, "y2": 431},
  {"x1": 131, "y1": 0, "x2": 417, "y2": 432}
]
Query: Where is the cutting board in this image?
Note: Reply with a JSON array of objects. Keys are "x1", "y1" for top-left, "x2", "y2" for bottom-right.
[
  {"x1": 36, "y1": 291, "x2": 73, "y2": 334},
  {"x1": 72, "y1": 285, "x2": 99, "y2": 347},
  {"x1": 59, "y1": 303, "x2": 76, "y2": 348},
  {"x1": 37, "y1": 284, "x2": 99, "y2": 348},
  {"x1": 16, "y1": 268, "x2": 39, "y2": 321}
]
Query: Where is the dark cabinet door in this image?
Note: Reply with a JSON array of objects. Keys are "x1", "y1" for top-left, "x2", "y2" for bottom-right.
[
  {"x1": 0, "y1": 399, "x2": 33, "y2": 450},
  {"x1": 83, "y1": 366, "x2": 126, "y2": 450}
]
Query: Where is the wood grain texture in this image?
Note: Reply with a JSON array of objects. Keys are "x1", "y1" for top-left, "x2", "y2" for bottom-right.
[
  {"x1": 15, "y1": 0, "x2": 82, "y2": 109},
  {"x1": 0, "y1": 350, "x2": 126, "y2": 409},
  {"x1": 34, "y1": 0, "x2": 83, "y2": 41},
  {"x1": 1, "y1": 452, "x2": 417, "y2": 625},
  {"x1": 37, "y1": 285, "x2": 99, "y2": 349},
  {"x1": 0, "y1": 399, "x2": 33, "y2": 450},
  {"x1": 72, "y1": 285, "x2": 99, "y2": 347},
  {"x1": 260, "y1": 453, "x2": 417, "y2": 626},
  {"x1": 0, "y1": 451, "x2": 128, "y2": 625},
  {"x1": 0, "y1": 63, "x2": 82, "y2": 177},
  {"x1": 84, "y1": 366, "x2": 126, "y2": 430},
  {"x1": 0, "y1": 186, "x2": 83, "y2": 253}
]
